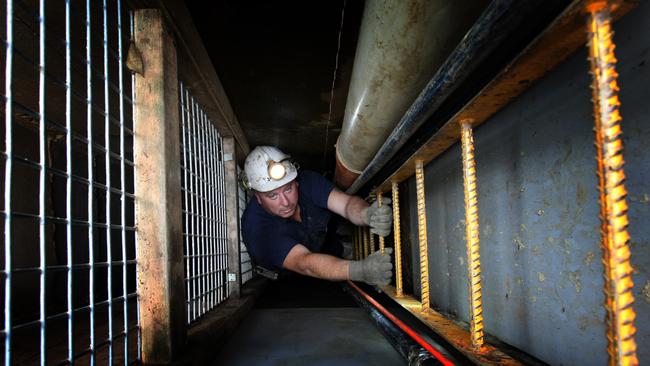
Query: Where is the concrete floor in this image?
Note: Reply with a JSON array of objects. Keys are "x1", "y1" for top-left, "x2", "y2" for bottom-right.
[
  {"x1": 214, "y1": 307, "x2": 405, "y2": 366},
  {"x1": 214, "y1": 275, "x2": 405, "y2": 365}
]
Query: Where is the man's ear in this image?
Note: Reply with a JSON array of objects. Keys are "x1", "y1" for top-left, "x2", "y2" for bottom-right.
[{"x1": 254, "y1": 191, "x2": 262, "y2": 204}]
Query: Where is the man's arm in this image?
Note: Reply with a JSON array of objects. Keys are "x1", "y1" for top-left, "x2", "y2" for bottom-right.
[
  {"x1": 283, "y1": 243, "x2": 393, "y2": 285},
  {"x1": 283, "y1": 244, "x2": 350, "y2": 280},
  {"x1": 326, "y1": 188, "x2": 369, "y2": 226},
  {"x1": 327, "y1": 188, "x2": 393, "y2": 237}
]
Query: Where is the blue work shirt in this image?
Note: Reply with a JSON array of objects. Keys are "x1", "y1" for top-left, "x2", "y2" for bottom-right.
[{"x1": 242, "y1": 170, "x2": 336, "y2": 271}]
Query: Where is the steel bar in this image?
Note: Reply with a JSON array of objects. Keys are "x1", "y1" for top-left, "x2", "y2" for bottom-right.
[
  {"x1": 369, "y1": 225, "x2": 376, "y2": 253},
  {"x1": 86, "y1": 1, "x2": 96, "y2": 363},
  {"x1": 391, "y1": 182, "x2": 403, "y2": 297},
  {"x1": 459, "y1": 120, "x2": 484, "y2": 349},
  {"x1": 415, "y1": 160, "x2": 430, "y2": 311},
  {"x1": 38, "y1": 0, "x2": 47, "y2": 362},
  {"x1": 586, "y1": 3, "x2": 637, "y2": 365},
  {"x1": 4, "y1": 0, "x2": 14, "y2": 364},
  {"x1": 219, "y1": 135, "x2": 227, "y2": 302},
  {"x1": 64, "y1": 0, "x2": 74, "y2": 361},
  {"x1": 376, "y1": 192, "x2": 385, "y2": 253},
  {"x1": 116, "y1": 1, "x2": 130, "y2": 361},
  {"x1": 189, "y1": 93, "x2": 199, "y2": 320},
  {"x1": 102, "y1": 0, "x2": 114, "y2": 361},
  {"x1": 363, "y1": 226, "x2": 369, "y2": 259},
  {"x1": 207, "y1": 114, "x2": 217, "y2": 307}
]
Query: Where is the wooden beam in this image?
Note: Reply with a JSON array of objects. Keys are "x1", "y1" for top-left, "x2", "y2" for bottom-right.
[
  {"x1": 133, "y1": 9, "x2": 186, "y2": 363},
  {"x1": 223, "y1": 137, "x2": 242, "y2": 298}
]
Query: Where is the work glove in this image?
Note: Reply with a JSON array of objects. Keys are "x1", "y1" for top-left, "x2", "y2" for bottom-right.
[
  {"x1": 365, "y1": 198, "x2": 393, "y2": 237},
  {"x1": 349, "y1": 248, "x2": 393, "y2": 286}
]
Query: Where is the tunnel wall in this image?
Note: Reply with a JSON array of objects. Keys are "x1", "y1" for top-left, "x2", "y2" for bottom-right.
[{"x1": 401, "y1": 2, "x2": 649, "y2": 365}]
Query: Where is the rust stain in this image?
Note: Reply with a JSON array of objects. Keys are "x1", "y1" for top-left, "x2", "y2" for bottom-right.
[
  {"x1": 381, "y1": 286, "x2": 524, "y2": 366},
  {"x1": 568, "y1": 271, "x2": 582, "y2": 293},
  {"x1": 584, "y1": 251, "x2": 596, "y2": 266},
  {"x1": 642, "y1": 281, "x2": 650, "y2": 304}
]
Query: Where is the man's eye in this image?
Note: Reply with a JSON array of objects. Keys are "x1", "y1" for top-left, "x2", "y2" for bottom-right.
[
  {"x1": 268, "y1": 194, "x2": 278, "y2": 200},
  {"x1": 284, "y1": 187, "x2": 292, "y2": 193}
]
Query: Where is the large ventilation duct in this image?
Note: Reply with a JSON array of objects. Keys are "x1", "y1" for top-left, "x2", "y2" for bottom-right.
[{"x1": 334, "y1": 0, "x2": 486, "y2": 188}]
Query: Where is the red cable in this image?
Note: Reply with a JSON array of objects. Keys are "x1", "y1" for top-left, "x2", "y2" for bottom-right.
[{"x1": 347, "y1": 281, "x2": 455, "y2": 366}]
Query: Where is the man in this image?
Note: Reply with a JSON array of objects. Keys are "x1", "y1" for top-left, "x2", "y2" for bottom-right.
[{"x1": 241, "y1": 146, "x2": 393, "y2": 286}]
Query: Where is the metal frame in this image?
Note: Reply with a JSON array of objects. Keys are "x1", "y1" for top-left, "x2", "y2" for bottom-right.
[
  {"x1": 352, "y1": 1, "x2": 639, "y2": 365},
  {"x1": 179, "y1": 83, "x2": 229, "y2": 324},
  {"x1": 2, "y1": 0, "x2": 138, "y2": 364}
]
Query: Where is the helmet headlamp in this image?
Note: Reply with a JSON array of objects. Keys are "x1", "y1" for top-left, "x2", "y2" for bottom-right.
[{"x1": 268, "y1": 161, "x2": 287, "y2": 180}]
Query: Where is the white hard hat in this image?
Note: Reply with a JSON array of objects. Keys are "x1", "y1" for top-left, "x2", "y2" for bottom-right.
[{"x1": 244, "y1": 146, "x2": 298, "y2": 192}]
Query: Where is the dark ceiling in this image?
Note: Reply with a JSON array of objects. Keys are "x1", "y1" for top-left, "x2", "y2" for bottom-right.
[{"x1": 186, "y1": 1, "x2": 366, "y2": 176}]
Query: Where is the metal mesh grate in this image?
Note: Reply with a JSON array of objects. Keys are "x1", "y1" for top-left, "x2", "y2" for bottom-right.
[
  {"x1": 1, "y1": 0, "x2": 139, "y2": 364},
  {"x1": 179, "y1": 83, "x2": 229, "y2": 325}
]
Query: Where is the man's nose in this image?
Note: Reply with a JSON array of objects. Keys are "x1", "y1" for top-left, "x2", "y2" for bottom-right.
[{"x1": 279, "y1": 193, "x2": 290, "y2": 206}]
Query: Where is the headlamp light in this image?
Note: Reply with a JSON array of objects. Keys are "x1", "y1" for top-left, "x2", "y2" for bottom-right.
[{"x1": 268, "y1": 161, "x2": 287, "y2": 180}]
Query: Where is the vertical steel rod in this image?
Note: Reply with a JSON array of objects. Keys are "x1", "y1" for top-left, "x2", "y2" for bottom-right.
[
  {"x1": 460, "y1": 120, "x2": 484, "y2": 349},
  {"x1": 369, "y1": 225, "x2": 376, "y2": 253},
  {"x1": 180, "y1": 85, "x2": 191, "y2": 323},
  {"x1": 85, "y1": 0, "x2": 96, "y2": 362},
  {"x1": 4, "y1": 1, "x2": 13, "y2": 364},
  {"x1": 363, "y1": 226, "x2": 369, "y2": 258},
  {"x1": 116, "y1": 0, "x2": 129, "y2": 360},
  {"x1": 38, "y1": 0, "x2": 47, "y2": 362},
  {"x1": 391, "y1": 182, "x2": 403, "y2": 297},
  {"x1": 376, "y1": 192, "x2": 385, "y2": 253},
  {"x1": 203, "y1": 112, "x2": 211, "y2": 307},
  {"x1": 102, "y1": 0, "x2": 114, "y2": 361},
  {"x1": 188, "y1": 95, "x2": 198, "y2": 320},
  {"x1": 207, "y1": 115, "x2": 216, "y2": 307},
  {"x1": 64, "y1": 0, "x2": 74, "y2": 361},
  {"x1": 586, "y1": 3, "x2": 638, "y2": 365},
  {"x1": 415, "y1": 160, "x2": 430, "y2": 311},
  {"x1": 218, "y1": 135, "x2": 226, "y2": 301},
  {"x1": 195, "y1": 98, "x2": 206, "y2": 317}
]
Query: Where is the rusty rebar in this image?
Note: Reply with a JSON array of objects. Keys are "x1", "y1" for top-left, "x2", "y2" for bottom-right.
[
  {"x1": 460, "y1": 119, "x2": 484, "y2": 349},
  {"x1": 377, "y1": 192, "x2": 386, "y2": 253},
  {"x1": 363, "y1": 226, "x2": 370, "y2": 259},
  {"x1": 587, "y1": 3, "x2": 637, "y2": 365},
  {"x1": 369, "y1": 224, "x2": 376, "y2": 253},
  {"x1": 415, "y1": 160, "x2": 430, "y2": 310},
  {"x1": 392, "y1": 181, "x2": 404, "y2": 297}
]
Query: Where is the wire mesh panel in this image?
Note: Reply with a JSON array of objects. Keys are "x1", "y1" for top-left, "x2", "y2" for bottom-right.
[
  {"x1": 0, "y1": 0, "x2": 139, "y2": 364},
  {"x1": 238, "y1": 179, "x2": 252, "y2": 284},
  {"x1": 179, "y1": 83, "x2": 229, "y2": 325}
]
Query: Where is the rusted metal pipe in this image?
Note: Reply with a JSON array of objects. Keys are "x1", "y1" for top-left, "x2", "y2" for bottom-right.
[
  {"x1": 586, "y1": 2, "x2": 637, "y2": 365},
  {"x1": 335, "y1": 0, "x2": 485, "y2": 188},
  {"x1": 344, "y1": 0, "x2": 551, "y2": 194},
  {"x1": 391, "y1": 181, "x2": 404, "y2": 297},
  {"x1": 459, "y1": 119, "x2": 484, "y2": 350},
  {"x1": 415, "y1": 160, "x2": 430, "y2": 311}
]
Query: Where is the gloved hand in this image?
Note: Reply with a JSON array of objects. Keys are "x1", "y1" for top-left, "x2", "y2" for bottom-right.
[
  {"x1": 348, "y1": 248, "x2": 393, "y2": 286},
  {"x1": 365, "y1": 198, "x2": 393, "y2": 237}
]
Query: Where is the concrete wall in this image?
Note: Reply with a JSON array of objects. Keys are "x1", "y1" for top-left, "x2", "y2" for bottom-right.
[{"x1": 402, "y1": 2, "x2": 649, "y2": 365}]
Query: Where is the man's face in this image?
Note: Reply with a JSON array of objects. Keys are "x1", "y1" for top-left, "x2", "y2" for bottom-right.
[{"x1": 255, "y1": 180, "x2": 299, "y2": 218}]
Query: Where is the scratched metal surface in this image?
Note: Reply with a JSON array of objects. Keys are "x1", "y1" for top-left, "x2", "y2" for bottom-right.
[{"x1": 403, "y1": 2, "x2": 649, "y2": 364}]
